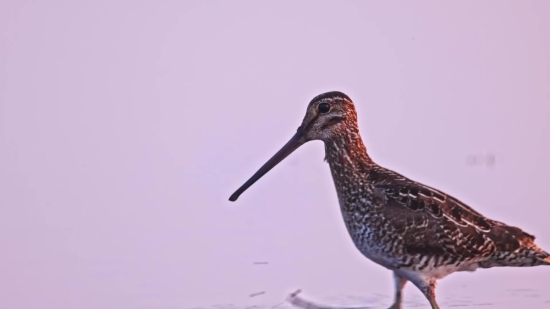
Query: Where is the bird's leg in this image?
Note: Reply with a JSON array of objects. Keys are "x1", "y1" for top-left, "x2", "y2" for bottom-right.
[
  {"x1": 428, "y1": 299, "x2": 441, "y2": 309},
  {"x1": 421, "y1": 280, "x2": 440, "y2": 309},
  {"x1": 387, "y1": 272, "x2": 407, "y2": 309}
]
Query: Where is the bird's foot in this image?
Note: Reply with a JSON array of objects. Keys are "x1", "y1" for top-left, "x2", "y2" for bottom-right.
[{"x1": 387, "y1": 303, "x2": 402, "y2": 309}]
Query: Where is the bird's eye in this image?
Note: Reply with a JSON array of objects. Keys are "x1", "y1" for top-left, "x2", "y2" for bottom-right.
[{"x1": 318, "y1": 103, "x2": 330, "y2": 113}]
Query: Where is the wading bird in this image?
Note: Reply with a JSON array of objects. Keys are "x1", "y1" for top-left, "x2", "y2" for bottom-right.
[{"x1": 228, "y1": 91, "x2": 550, "y2": 309}]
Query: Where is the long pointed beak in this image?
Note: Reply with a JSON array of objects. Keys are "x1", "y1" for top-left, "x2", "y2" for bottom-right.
[{"x1": 229, "y1": 128, "x2": 305, "y2": 201}]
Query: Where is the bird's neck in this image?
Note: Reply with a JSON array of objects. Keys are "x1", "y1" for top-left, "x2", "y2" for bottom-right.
[
  {"x1": 324, "y1": 131, "x2": 374, "y2": 189},
  {"x1": 324, "y1": 132, "x2": 378, "y2": 230},
  {"x1": 325, "y1": 129, "x2": 373, "y2": 163}
]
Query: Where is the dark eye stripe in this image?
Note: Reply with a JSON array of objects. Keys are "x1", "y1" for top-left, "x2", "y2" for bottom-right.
[
  {"x1": 320, "y1": 116, "x2": 345, "y2": 130},
  {"x1": 328, "y1": 116, "x2": 345, "y2": 124}
]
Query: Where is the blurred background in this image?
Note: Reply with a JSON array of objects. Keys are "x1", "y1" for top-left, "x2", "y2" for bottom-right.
[{"x1": 1, "y1": 1, "x2": 549, "y2": 308}]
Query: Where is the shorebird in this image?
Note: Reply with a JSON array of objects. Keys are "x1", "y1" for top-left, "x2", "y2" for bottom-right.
[{"x1": 228, "y1": 91, "x2": 550, "y2": 309}]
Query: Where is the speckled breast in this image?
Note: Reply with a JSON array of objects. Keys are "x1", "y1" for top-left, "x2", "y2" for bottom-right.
[{"x1": 338, "y1": 197, "x2": 404, "y2": 269}]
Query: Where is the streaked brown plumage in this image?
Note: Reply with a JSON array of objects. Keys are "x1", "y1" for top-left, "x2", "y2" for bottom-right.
[{"x1": 229, "y1": 91, "x2": 550, "y2": 309}]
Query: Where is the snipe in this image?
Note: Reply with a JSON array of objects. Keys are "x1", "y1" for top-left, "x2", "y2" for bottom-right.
[{"x1": 229, "y1": 91, "x2": 550, "y2": 309}]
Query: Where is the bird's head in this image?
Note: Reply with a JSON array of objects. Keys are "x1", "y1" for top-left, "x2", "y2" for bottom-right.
[{"x1": 229, "y1": 91, "x2": 359, "y2": 201}]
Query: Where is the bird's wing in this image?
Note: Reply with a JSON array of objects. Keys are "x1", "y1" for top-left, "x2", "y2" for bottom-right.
[{"x1": 372, "y1": 171, "x2": 534, "y2": 259}]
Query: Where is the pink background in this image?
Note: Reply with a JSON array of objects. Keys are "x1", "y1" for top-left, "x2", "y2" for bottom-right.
[{"x1": 1, "y1": 1, "x2": 550, "y2": 308}]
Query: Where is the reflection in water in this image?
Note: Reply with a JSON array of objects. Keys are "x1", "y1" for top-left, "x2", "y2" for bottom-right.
[{"x1": 198, "y1": 287, "x2": 550, "y2": 309}]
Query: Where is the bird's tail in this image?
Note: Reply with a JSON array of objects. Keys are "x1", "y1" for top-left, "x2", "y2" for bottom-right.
[
  {"x1": 478, "y1": 223, "x2": 550, "y2": 267},
  {"x1": 479, "y1": 244, "x2": 550, "y2": 268},
  {"x1": 531, "y1": 243, "x2": 550, "y2": 265},
  {"x1": 539, "y1": 254, "x2": 550, "y2": 265}
]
